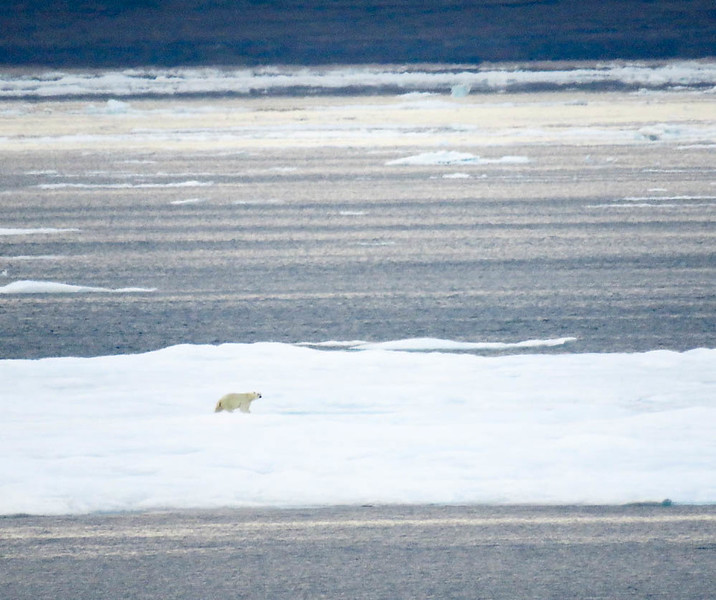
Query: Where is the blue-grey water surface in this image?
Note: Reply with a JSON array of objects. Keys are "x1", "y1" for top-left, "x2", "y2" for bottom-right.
[{"x1": 1, "y1": 94, "x2": 714, "y2": 359}]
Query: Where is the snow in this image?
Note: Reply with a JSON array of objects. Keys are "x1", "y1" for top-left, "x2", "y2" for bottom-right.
[
  {"x1": 0, "y1": 280, "x2": 157, "y2": 294},
  {"x1": 1, "y1": 341, "x2": 713, "y2": 515}
]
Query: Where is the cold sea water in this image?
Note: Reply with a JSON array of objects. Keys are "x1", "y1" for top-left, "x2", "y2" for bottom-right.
[{"x1": 0, "y1": 64, "x2": 714, "y2": 359}]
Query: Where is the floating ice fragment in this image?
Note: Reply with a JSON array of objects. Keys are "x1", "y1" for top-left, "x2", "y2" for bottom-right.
[
  {"x1": 36, "y1": 181, "x2": 214, "y2": 189},
  {"x1": 105, "y1": 99, "x2": 131, "y2": 113},
  {"x1": 84, "y1": 99, "x2": 132, "y2": 114},
  {"x1": 0, "y1": 227, "x2": 79, "y2": 236},
  {"x1": 0, "y1": 280, "x2": 156, "y2": 294},
  {"x1": 298, "y1": 337, "x2": 577, "y2": 352},
  {"x1": 355, "y1": 337, "x2": 577, "y2": 351},
  {"x1": 450, "y1": 83, "x2": 472, "y2": 98},
  {"x1": 169, "y1": 198, "x2": 207, "y2": 205},
  {"x1": 386, "y1": 152, "x2": 530, "y2": 166},
  {"x1": 386, "y1": 151, "x2": 479, "y2": 165}
]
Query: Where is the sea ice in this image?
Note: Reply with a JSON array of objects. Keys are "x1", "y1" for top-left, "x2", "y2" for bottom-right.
[
  {"x1": 1, "y1": 341, "x2": 713, "y2": 515},
  {"x1": 1, "y1": 61, "x2": 714, "y2": 98}
]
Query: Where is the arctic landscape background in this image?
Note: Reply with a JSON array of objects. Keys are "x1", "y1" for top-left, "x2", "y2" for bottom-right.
[{"x1": 1, "y1": 1, "x2": 715, "y2": 514}]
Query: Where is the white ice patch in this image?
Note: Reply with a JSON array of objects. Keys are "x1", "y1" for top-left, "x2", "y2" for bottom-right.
[
  {"x1": 0, "y1": 227, "x2": 79, "y2": 236},
  {"x1": 35, "y1": 180, "x2": 214, "y2": 189},
  {"x1": 0, "y1": 342, "x2": 713, "y2": 515},
  {"x1": 169, "y1": 198, "x2": 207, "y2": 205},
  {"x1": 386, "y1": 151, "x2": 529, "y2": 166},
  {"x1": 623, "y1": 195, "x2": 716, "y2": 202},
  {"x1": 356, "y1": 337, "x2": 576, "y2": 351},
  {"x1": 450, "y1": 83, "x2": 472, "y2": 98},
  {"x1": 299, "y1": 337, "x2": 577, "y2": 352},
  {"x1": 84, "y1": 99, "x2": 132, "y2": 114},
  {"x1": 0, "y1": 255, "x2": 65, "y2": 261},
  {"x1": 678, "y1": 144, "x2": 716, "y2": 150},
  {"x1": 0, "y1": 280, "x2": 156, "y2": 294}
]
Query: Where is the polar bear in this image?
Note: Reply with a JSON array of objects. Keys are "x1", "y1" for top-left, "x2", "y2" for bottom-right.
[{"x1": 214, "y1": 392, "x2": 262, "y2": 413}]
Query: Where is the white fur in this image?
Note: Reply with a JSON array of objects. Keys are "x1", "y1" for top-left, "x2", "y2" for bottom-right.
[{"x1": 214, "y1": 392, "x2": 262, "y2": 413}]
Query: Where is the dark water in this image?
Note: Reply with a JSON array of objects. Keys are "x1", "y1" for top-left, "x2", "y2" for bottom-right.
[
  {"x1": 1, "y1": 0, "x2": 714, "y2": 67},
  {"x1": 3, "y1": 505, "x2": 715, "y2": 600},
  {"x1": 1, "y1": 127, "x2": 714, "y2": 359}
]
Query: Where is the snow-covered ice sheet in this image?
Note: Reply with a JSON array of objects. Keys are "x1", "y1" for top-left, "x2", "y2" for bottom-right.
[{"x1": 1, "y1": 342, "x2": 713, "y2": 515}]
